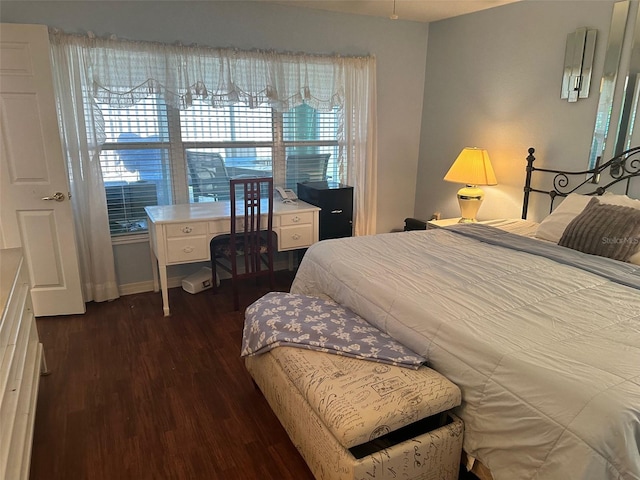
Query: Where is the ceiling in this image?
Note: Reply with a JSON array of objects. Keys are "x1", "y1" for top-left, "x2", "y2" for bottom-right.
[
  {"x1": 271, "y1": 0, "x2": 519, "y2": 23},
  {"x1": 69, "y1": 0, "x2": 518, "y2": 24}
]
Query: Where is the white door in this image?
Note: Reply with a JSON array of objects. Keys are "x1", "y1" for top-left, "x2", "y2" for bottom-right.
[{"x1": 0, "y1": 23, "x2": 85, "y2": 316}]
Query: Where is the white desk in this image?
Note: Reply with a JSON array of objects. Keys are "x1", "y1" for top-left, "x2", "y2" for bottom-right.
[{"x1": 146, "y1": 199, "x2": 320, "y2": 316}]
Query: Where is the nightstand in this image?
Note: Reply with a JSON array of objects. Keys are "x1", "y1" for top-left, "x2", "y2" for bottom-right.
[{"x1": 427, "y1": 218, "x2": 462, "y2": 229}]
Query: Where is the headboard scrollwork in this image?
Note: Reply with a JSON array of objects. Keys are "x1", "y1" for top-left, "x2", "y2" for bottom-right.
[{"x1": 522, "y1": 146, "x2": 640, "y2": 219}]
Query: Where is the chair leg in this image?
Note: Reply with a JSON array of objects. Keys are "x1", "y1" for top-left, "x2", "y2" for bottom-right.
[
  {"x1": 232, "y1": 275, "x2": 240, "y2": 311},
  {"x1": 211, "y1": 264, "x2": 218, "y2": 293},
  {"x1": 268, "y1": 250, "x2": 275, "y2": 291},
  {"x1": 210, "y1": 241, "x2": 218, "y2": 293},
  {"x1": 231, "y1": 251, "x2": 240, "y2": 311}
]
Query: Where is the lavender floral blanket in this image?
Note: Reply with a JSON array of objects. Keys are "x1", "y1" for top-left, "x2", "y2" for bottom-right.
[{"x1": 241, "y1": 292, "x2": 426, "y2": 369}]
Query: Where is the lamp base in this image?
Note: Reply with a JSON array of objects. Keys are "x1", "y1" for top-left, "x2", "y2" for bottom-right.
[{"x1": 456, "y1": 185, "x2": 484, "y2": 223}]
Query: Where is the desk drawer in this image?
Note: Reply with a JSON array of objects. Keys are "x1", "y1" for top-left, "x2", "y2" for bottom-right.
[
  {"x1": 279, "y1": 225, "x2": 313, "y2": 250},
  {"x1": 166, "y1": 222, "x2": 208, "y2": 238},
  {"x1": 166, "y1": 236, "x2": 209, "y2": 263},
  {"x1": 279, "y1": 211, "x2": 313, "y2": 227},
  {"x1": 209, "y1": 216, "x2": 271, "y2": 235}
]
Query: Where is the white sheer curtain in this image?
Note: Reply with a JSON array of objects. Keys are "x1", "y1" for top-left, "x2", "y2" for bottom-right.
[
  {"x1": 343, "y1": 57, "x2": 378, "y2": 236},
  {"x1": 48, "y1": 31, "x2": 378, "y2": 299},
  {"x1": 50, "y1": 33, "x2": 120, "y2": 303}
]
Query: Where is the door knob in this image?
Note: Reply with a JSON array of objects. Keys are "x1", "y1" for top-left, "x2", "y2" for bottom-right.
[{"x1": 41, "y1": 192, "x2": 65, "y2": 202}]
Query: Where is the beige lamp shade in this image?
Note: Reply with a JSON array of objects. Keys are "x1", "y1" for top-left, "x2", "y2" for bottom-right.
[
  {"x1": 444, "y1": 147, "x2": 497, "y2": 186},
  {"x1": 444, "y1": 147, "x2": 497, "y2": 223}
]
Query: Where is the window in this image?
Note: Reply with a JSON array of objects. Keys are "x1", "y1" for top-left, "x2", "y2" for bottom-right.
[
  {"x1": 51, "y1": 31, "x2": 375, "y2": 299},
  {"x1": 99, "y1": 99, "x2": 340, "y2": 236},
  {"x1": 284, "y1": 104, "x2": 341, "y2": 189}
]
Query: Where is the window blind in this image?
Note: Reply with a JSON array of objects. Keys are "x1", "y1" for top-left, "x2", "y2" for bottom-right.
[
  {"x1": 99, "y1": 96, "x2": 171, "y2": 235},
  {"x1": 99, "y1": 97, "x2": 341, "y2": 236}
]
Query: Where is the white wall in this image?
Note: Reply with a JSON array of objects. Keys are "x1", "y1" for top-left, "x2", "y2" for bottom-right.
[
  {"x1": 1, "y1": 1, "x2": 429, "y2": 288},
  {"x1": 416, "y1": 0, "x2": 616, "y2": 223},
  {"x1": 4, "y1": 0, "x2": 625, "y2": 290}
]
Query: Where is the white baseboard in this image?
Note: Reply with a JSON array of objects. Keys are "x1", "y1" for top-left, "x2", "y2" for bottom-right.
[{"x1": 118, "y1": 277, "x2": 182, "y2": 296}]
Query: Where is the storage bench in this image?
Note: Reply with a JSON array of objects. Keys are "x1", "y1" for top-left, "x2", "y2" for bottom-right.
[{"x1": 245, "y1": 346, "x2": 463, "y2": 480}]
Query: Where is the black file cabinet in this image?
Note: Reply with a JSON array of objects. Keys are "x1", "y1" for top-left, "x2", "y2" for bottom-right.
[{"x1": 297, "y1": 181, "x2": 353, "y2": 240}]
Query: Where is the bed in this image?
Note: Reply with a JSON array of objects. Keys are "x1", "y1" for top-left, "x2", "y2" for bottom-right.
[{"x1": 289, "y1": 147, "x2": 640, "y2": 480}]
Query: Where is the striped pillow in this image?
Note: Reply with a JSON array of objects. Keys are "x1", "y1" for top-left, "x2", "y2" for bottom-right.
[{"x1": 558, "y1": 197, "x2": 640, "y2": 262}]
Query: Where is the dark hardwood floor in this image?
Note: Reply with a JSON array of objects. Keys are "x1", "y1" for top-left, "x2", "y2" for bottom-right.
[{"x1": 30, "y1": 270, "x2": 478, "y2": 480}]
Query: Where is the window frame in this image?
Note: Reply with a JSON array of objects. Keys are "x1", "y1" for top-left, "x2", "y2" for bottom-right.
[{"x1": 100, "y1": 101, "x2": 340, "y2": 241}]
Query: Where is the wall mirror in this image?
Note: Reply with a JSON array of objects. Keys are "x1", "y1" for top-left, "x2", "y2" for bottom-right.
[
  {"x1": 613, "y1": 1, "x2": 640, "y2": 158},
  {"x1": 588, "y1": 0, "x2": 629, "y2": 170},
  {"x1": 561, "y1": 27, "x2": 597, "y2": 102}
]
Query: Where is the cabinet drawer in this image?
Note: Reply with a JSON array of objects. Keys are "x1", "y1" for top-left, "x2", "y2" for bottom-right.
[
  {"x1": 279, "y1": 225, "x2": 313, "y2": 250},
  {"x1": 0, "y1": 281, "x2": 28, "y2": 353},
  {"x1": 166, "y1": 236, "x2": 209, "y2": 263},
  {"x1": 279, "y1": 211, "x2": 313, "y2": 227},
  {"x1": 165, "y1": 222, "x2": 208, "y2": 238}
]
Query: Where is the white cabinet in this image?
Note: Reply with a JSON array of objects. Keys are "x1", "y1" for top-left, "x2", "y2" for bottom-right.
[{"x1": 0, "y1": 248, "x2": 45, "y2": 480}]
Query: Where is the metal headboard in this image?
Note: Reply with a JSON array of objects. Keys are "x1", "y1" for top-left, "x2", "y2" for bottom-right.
[{"x1": 521, "y1": 146, "x2": 640, "y2": 219}]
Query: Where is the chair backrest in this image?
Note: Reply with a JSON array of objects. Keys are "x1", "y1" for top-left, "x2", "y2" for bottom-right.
[
  {"x1": 285, "y1": 153, "x2": 331, "y2": 190},
  {"x1": 229, "y1": 177, "x2": 274, "y2": 274},
  {"x1": 186, "y1": 151, "x2": 230, "y2": 201}
]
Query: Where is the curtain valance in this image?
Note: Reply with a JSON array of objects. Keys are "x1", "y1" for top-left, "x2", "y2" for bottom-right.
[{"x1": 49, "y1": 30, "x2": 371, "y2": 112}]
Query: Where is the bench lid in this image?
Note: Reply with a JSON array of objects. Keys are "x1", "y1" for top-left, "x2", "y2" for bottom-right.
[{"x1": 270, "y1": 346, "x2": 461, "y2": 448}]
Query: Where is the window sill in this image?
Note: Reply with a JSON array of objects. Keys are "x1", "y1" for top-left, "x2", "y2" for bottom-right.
[{"x1": 111, "y1": 232, "x2": 149, "y2": 246}]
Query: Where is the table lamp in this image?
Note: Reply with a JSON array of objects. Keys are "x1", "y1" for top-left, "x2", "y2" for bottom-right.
[{"x1": 444, "y1": 147, "x2": 497, "y2": 223}]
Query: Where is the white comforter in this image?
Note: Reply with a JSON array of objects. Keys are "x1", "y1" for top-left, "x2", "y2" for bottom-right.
[{"x1": 290, "y1": 225, "x2": 640, "y2": 480}]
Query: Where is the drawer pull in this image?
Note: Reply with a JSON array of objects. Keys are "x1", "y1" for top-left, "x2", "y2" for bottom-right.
[
  {"x1": 292, "y1": 216, "x2": 300, "y2": 223},
  {"x1": 183, "y1": 246, "x2": 194, "y2": 253},
  {"x1": 182, "y1": 226, "x2": 193, "y2": 233},
  {"x1": 291, "y1": 233, "x2": 301, "y2": 240},
  {"x1": 331, "y1": 209, "x2": 343, "y2": 214}
]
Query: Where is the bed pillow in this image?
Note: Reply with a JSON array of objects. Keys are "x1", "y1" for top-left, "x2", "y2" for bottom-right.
[
  {"x1": 600, "y1": 192, "x2": 640, "y2": 209},
  {"x1": 535, "y1": 192, "x2": 640, "y2": 243},
  {"x1": 599, "y1": 194, "x2": 640, "y2": 265},
  {"x1": 535, "y1": 193, "x2": 592, "y2": 243},
  {"x1": 558, "y1": 197, "x2": 640, "y2": 262}
]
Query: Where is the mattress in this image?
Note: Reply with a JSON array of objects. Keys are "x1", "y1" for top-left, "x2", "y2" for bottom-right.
[{"x1": 290, "y1": 222, "x2": 640, "y2": 480}]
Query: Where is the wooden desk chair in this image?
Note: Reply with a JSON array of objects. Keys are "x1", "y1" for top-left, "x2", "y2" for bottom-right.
[{"x1": 210, "y1": 177, "x2": 275, "y2": 310}]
